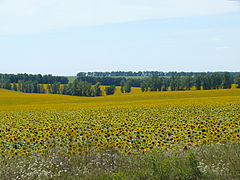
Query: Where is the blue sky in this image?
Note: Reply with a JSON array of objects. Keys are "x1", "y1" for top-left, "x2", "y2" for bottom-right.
[{"x1": 0, "y1": 0, "x2": 240, "y2": 75}]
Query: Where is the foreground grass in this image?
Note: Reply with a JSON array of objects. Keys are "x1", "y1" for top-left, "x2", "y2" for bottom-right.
[{"x1": 1, "y1": 144, "x2": 239, "y2": 180}]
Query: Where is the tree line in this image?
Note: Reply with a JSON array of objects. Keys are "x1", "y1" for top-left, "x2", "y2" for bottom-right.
[
  {"x1": 140, "y1": 72, "x2": 237, "y2": 91},
  {"x1": 1, "y1": 72, "x2": 240, "y2": 97},
  {"x1": 77, "y1": 71, "x2": 240, "y2": 77},
  {"x1": 0, "y1": 73, "x2": 68, "y2": 84},
  {"x1": 61, "y1": 80, "x2": 102, "y2": 96},
  {"x1": 0, "y1": 78, "x2": 117, "y2": 97},
  {"x1": 77, "y1": 76, "x2": 142, "y2": 87},
  {"x1": 77, "y1": 72, "x2": 240, "y2": 90},
  {"x1": 0, "y1": 79, "x2": 103, "y2": 97},
  {"x1": 62, "y1": 79, "x2": 132, "y2": 96}
]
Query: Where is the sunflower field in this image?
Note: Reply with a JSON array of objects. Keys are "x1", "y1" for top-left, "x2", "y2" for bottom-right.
[{"x1": 0, "y1": 88, "x2": 239, "y2": 159}]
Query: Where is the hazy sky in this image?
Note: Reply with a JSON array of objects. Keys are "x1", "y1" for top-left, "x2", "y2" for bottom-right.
[{"x1": 0, "y1": 0, "x2": 240, "y2": 75}]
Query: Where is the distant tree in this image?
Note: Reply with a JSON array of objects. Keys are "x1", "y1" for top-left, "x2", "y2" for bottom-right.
[
  {"x1": 140, "y1": 81, "x2": 148, "y2": 92},
  {"x1": 71, "y1": 79, "x2": 93, "y2": 96},
  {"x1": 81, "y1": 81, "x2": 92, "y2": 96},
  {"x1": 235, "y1": 74, "x2": 240, "y2": 88},
  {"x1": 180, "y1": 76, "x2": 192, "y2": 90},
  {"x1": 141, "y1": 76, "x2": 162, "y2": 92},
  {"x1": 25, "y1": 81, "x2": 34, "y2": 93},
  {"x1": 63, "y1": 83, "x2": 73, "y2": 95},
  {"x1": 32, "y1": 82, "x2": 38, "y2": 93},
  {"x1": 120, "y1": 80, "x2": 132, "y2": 93},
  {"x1": 162, "y1": 78, "x2": 170, "y2": 91},
  {"x1": 222, "y1": 72, "x2": 232, "y2": 89},
  {"x1": 105, "y1": 86, "x2": 116, "y2": 95},
  {"x1": 210, "y1": 73, "x2": 222, "y2": 89},
  {"x1": 149, "y1": 76, "x2": 162, "y2": 91},
  {"x1": 91, "y1": 82, "x2": 102, "y2": 96},
  {"x1": 187, "y1": 76, "x2": 193, "y2": 90},
  {"x1": 170, "y1": 76, "x2": 180, "y2": 91},
  {"x1": 0, "y1": 78, "x2": 11, "y2": 90},
  {"x1": 17, "y1": 80, "x2": 23, "y2": 92},
  {"x1": 37, "y1": 84, "x2": 46, "y2": 93},
  {"x1": 201, "y1": 74, "x2": 211, "y2": 90},
  {"x1": 120, "y1": 81, "x2": 124, "y2": 93},
  {"x1": 46, "y1": 84, "x2": 52, "y2": 94},
  {"x1": 62, "y1": 84, "x2": 68, "y2": 95},
  {"x1": 72, "y1": 80, "x2": 79, "y2": 96},
  {"x1": 52, "y1": 81, "x2": 61, "y2": 94},
  {"x1": 13, "y1": 83, "x2": 18, "y2": 91},
  {"x1": 3, "y1": 79, "x2": 11, "y2": 90},
  {"x1": 194, "y1": 75, "x2": 202, "y2": 90}
]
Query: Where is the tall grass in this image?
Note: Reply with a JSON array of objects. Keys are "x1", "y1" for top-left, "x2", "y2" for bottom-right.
[{"x1": 0, "y1": 143, "x2": 239, "y2": 180}]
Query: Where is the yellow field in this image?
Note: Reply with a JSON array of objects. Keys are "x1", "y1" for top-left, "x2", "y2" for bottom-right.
[{"x1": 0, "y1": 88, "x2": 239, "y2": 158}]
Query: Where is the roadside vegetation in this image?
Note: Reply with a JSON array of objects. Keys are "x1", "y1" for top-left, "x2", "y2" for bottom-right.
[{"x1": 1, "y1": 144, "x2": 239, "y2": 180}]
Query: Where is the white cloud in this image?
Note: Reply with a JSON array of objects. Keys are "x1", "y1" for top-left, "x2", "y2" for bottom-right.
[
  {"x1": 0, "y1": 0, "x2": 239, "y2": 35},
  {"x1": 215, "y1": 46, "x2": 231, "y2": 50}
]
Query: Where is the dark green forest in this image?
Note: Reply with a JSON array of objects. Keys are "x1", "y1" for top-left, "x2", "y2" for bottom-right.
[
  {"x1": 0, "y1": 73, "x2": 68, "y2": 84},
  {"x1": 77, "y1": 71, "x2": 240, "y2": 77}
]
